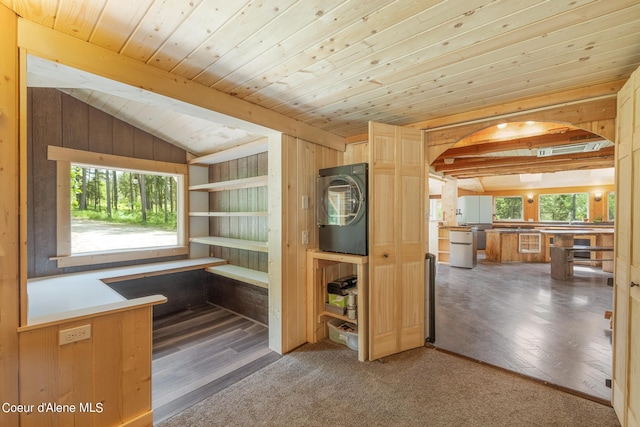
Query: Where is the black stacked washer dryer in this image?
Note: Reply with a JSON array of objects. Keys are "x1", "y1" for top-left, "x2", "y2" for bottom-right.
[{"x1": 316, "y1": 163, "x2": 368, "y2": 256}]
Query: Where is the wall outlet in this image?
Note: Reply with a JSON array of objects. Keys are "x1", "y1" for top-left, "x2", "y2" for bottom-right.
[
  {"x1": 302, "y1": 195, "x2": 310, "y2": 210},
  {"x1": 59, "y1": 324, "x2": 91, "y2": 345}
]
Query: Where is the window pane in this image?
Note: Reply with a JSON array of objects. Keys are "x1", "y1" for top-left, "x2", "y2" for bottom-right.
[
  {"x1": 539, "y1": 193, "x2": 588, "y2": 222},
  {"x1": 429, "y1": 198, "x2": 442, "y2": 221},
  {"x1": 71, "y1": 165, "x2": 179, "y2": 253},
  {"x1": 608, "y1": 192, "x2": 615, "y2": 221},
  {"x1": 494, "y1": 196, "x2": 523, "y2": 220}
]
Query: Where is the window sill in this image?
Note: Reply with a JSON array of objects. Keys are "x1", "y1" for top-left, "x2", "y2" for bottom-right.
[{"x1": 51, "y1": 246, "x2": 189, "y2": 268}]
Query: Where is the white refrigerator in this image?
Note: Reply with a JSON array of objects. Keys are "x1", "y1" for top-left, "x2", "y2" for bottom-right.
[{"x1": 449, "y1": 229, "x2": 477, "y2": 268}]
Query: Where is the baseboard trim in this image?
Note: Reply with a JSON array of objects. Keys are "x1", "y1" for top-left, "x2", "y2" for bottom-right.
[{"x1": 121, "y1": 411, "x2": 153, "y2": 427}]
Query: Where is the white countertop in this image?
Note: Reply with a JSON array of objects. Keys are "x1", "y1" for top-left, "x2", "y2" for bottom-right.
[{"x1": 26, "y1": 257, "x2": 226, "y2": 326}]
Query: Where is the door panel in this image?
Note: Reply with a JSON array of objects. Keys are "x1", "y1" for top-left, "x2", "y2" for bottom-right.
[
  {"x1": 401, "y1": 175, "x2": 423, "y2": 244},
  {"x1": 614, "y1": 66, "x2": 640, "y2": 427},
  {"x1": 369, "y1": 264, "x2": 397, "y2": 359},
  {"x1": 372, "y1": 173, "x2": 395, "y2": 246},
  {"x1": 368, "y1": 121, "x2": 425, "y2": 360},
  {"x1": 629, "y1": 290, "x2": 640, "y2": 426},
  {"x1": 400, "y1": 259, "x2": 425, "y2": 351},
  {"x1": 628, "y1": 142, "x2": 640, "y2": 426}
]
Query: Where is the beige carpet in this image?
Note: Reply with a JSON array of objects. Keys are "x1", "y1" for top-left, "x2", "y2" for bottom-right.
[{"x1": 158, "y1": 340, "x2": 620, "y2": 426}]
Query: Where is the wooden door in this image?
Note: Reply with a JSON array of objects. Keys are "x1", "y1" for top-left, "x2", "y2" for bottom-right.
[
  {"x1": 368, "y1": 121, "x2": 425, "y2": 360},
  {"x1": 613, "y1": 66, "x2": 640, "y2": 426}
]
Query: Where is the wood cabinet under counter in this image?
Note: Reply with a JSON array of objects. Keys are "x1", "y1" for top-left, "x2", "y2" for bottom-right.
[{"x1": 485, "y1": 229, "x2": 547, "y2": 263}]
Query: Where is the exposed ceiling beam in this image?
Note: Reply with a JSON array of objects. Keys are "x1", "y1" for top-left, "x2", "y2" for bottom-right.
[
  {"x1": 435, "y1": 146, "x2": 614, "y2": 173},
  {"x1": 447, "y1": 158, "x2": 614, "y2": 179},
  {"x1": 435, "y1": 129, "x2": 601, "y2": 160}
]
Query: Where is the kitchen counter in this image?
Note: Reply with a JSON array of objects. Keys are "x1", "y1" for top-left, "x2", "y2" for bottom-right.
[
  {"x1": 25, "y1": 257, "x2": 225, "y2": 327},
  {"x1": 486, "y1": 227, "x2": 614, "y2": 267},
  {"x1": 485, "y1": 229, "x2": 546, "y2": 263},
  {"x1": 487, "y1": 228, "x2": 541, "y2": 233}
]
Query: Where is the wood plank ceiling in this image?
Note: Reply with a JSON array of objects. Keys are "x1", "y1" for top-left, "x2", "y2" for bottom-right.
[{"x1": 11, "y1": 0, "x2": 640, "y2": 180}]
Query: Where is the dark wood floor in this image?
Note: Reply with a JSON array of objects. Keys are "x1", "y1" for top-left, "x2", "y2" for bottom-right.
[
  {"x1": 434, "y1": 253, "x2": 613, "y2": 402},
  {"x1": 152, "y1": 303, "x2": 280, "y2": 424}
]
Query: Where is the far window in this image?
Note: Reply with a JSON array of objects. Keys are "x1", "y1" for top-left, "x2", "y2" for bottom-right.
[
  {"x1": 608, "y1": 192, "x2": 615, "y2": 221},
  {"x1": 494, "y1": 196, "x2": 523, "y2": 221},
  {"x1": 429, "y1": 198, "x2": 443, "y2": 221},
  {"x1": 539, "y1": 193, "x2": 588, "y2": 222}
]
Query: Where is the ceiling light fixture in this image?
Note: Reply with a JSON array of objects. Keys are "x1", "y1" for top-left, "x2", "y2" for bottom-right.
[
  {"x1": 497, "y1": 123, "x2": 507, "y2": 129},
  {"x1": 443, "y1": 158, "x2": 454, "y2": 165}
]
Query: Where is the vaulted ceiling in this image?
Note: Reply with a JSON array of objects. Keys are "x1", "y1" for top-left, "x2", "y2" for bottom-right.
[{"x1": 9, "y1": 0, "x2": 640, "y2": 187}]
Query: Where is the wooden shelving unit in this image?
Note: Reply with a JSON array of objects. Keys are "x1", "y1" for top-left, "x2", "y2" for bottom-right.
[
  {"x1": 188, "y1": 139, "x2": 268, "y2": 165},
  {"x1": 437, "y1": 227, "x2": 450, "y2": 264},
  {"x1": 189, "y1": 211, "x2": 268, "y2": 217},
  {"x1": 189, "y1": 141, "x2": 269, "y2": 285},
  {"x1": 206, "y1": 264, "x2": 269, "y2": 289},
  {"x1": 189, "y1": 236, "x2": 268, "y2": 252},
  {"x1": 306, "y1": 249, "x2": 368, "y2": 362},
  {"x1": 188, "y1": 175, "x2": 268, "y2": 192}
]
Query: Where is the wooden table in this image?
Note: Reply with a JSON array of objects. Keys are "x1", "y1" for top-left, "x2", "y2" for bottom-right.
[{"x1": 540, "y1": 229, "x2": 614, "y2": 280}]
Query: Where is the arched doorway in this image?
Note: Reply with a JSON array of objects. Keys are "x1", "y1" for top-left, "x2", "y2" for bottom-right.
[{"x1": 428, "y1": 120, "x2": 615, "y2": 402}]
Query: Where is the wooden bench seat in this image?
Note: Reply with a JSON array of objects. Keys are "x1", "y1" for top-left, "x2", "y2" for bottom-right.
[
  {"x1": 567, "y1": 245, "x2": 614, "y2": 252},
  {"x1": 551, "y1": 246, "x2": 614, "y2": 280},
  {"x1": 206, "y1": 264, "x2": 269, "y2": 289},
  {"x1": 566, "y1": 246, "x2": 614, "y2": 262}
]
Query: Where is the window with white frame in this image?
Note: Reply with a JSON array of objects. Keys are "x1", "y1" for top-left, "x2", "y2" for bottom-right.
[{"x1": 49, "y1": 146, "x2": 188, "y2": 267}]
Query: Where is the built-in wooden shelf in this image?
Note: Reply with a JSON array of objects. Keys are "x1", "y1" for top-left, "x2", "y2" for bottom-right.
[
  {"x1": 206, "y1": 264, "x2": 269, "y2": 289},
  {"x1": 189, "y1": 175, "x2": 268, "y2": 192},
  {"x1": 189, "y1": 139, "x2": 268, "y2": 166},
  {"x1": 189, "y1": 236, "x2": 268, "y2": 253},
  {"x1": 319, "y1": 310, "x2": 357, "y2": 325},
  {"x1": 307, "y1": 249, "x2": 368, "y2": 362},
  {"x1": 189, "y1": 211, "x2": 268, "y2": 217}
]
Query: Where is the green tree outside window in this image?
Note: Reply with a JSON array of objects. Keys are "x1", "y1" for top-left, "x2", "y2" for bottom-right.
[
  {"x1": 539, "y1": 193, "x2": 588, "y2": 222},
  {"x1": 494, "y1": 196, "x2": 523, "y2": 220}
]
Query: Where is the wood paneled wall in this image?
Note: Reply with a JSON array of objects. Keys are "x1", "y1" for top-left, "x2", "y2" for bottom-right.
[
  {"x1": 279, "y1": 134, "x2": 342, "y2": 352},
  {"x1": 27, "y1": 88, "x2": 188, "y2": 278},
  {"x1": 0, "y1": 5, "x2": 20, "y2": 427},
  {"x1": 19, "y1": 306, "x2": 155, "y2": 427},
  {"x1": 209, "y1": 152, "x2": 269, "y2": 272}
]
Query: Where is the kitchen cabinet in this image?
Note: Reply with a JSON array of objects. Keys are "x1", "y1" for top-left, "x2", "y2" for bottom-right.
[
  {"x1": 485, "y1": 229, "x2": 546, "y2": 263},
  {"x1": 457, "y1": 195, "x2": 493, "y2": 224}
]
